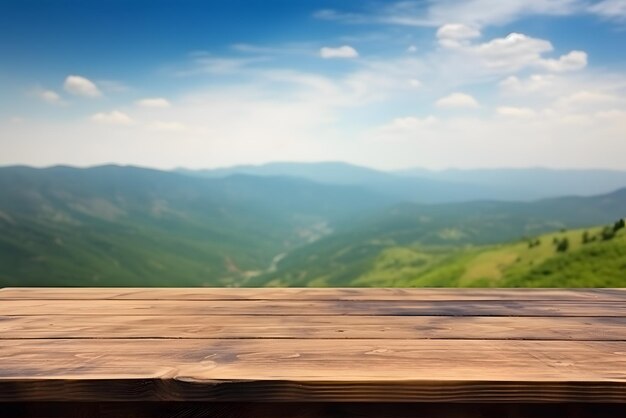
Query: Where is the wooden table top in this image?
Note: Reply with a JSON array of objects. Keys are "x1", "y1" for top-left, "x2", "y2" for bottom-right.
[{"x1": 1, "y1": 288, "x2": 625, "y2": 403}]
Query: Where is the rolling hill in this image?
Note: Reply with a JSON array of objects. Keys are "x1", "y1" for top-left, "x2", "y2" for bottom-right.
[
  {"x1": 254, "y1": 223, "x2": 626, "y2": 288},
  {"x1": 252, "y1": 189, "x2": 626, "y2": 287},
  {"x1": 357, "y1": 223, "x2": 626, "y2": 288},
  {"x1": 0, "y1": 165, "x2": 393, "y2": 286},
  {"x1": 1, "y1": 164, "x2": 625, "y2": 288}
]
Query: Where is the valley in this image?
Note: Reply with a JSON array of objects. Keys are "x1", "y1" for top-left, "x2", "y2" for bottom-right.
[{"x1": 0, "y1": 163, "x2": 624, "y2": 287}]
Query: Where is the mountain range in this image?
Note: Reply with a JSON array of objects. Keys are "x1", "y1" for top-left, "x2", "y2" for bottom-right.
[
  {"x1": 0, "y1": 165, "x2": 390, "y2": 286},
  {"x1": 179, "y1": 162, "x2": 626, "y2": 202},
  {"x1": 1, "y1": 162, "x2": 625, "y2": 287}
]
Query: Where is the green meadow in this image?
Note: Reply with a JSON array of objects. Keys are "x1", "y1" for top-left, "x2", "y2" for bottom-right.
[{"x1": 342, "y1": 226, "x2": 626, "y2": 288}]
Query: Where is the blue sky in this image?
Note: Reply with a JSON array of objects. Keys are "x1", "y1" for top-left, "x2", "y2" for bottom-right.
[{"x1": 1, "y1": 0, "x2": 626, "y2": 169}]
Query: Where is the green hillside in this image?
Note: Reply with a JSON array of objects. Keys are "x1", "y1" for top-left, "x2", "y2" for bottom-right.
[
  {"x1": 252, "y1": 190, "x2": 626, "y2": 287},
  {"x1": 257, "y1": 223, "x2": 626, "y2": 288},
  {"x1": 0, "y1": 165, "x2": 392, "y2": 286},
  {"x1": 1, "y1": 165, "x2": 624, "y2": 288}
]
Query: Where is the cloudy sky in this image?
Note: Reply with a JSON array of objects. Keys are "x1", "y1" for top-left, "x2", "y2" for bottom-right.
[{"x1": 1, "y1": 0, "x2": 626, "y2": 170}]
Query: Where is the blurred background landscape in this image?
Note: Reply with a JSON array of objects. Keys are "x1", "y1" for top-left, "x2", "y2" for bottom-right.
[
  {"x1": 1, "y1": 1, "x2": 625, "y2": 287},
  {"x1": 1, "y1": 162, "x2": 624, "y2": 287}
]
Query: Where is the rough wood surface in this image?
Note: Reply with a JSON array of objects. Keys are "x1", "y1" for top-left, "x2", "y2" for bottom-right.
[
  {"x1": 3, "y1": 315, "x2": 625, "y2": 340},
  {"x1": 3, "y1": 299, "x2": 626, "y2": 316},
  {"x1": 0, "y1": 288, "x2": 625, "y2": 404}
]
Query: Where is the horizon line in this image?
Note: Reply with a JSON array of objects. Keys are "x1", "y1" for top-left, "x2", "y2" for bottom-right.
[{"x1": 2, "y1": 161, "x2": 626, "y2": 173}]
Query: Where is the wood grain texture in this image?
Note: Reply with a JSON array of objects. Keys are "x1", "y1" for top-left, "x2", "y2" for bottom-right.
[
  {"x1": 1, "y1": 288, "x2": 625, "y2": 406},
  {"x1": 0, "y1": 339, "x2": 625, "y2": 402},
  {"x1": 2, "y1": 315, "x2": 626, "y2": 341},
  {"x1": 2, "y1": 287, "x2": 625, "y2": 301},
  {"x1": 2, "y1": 299, "x2": 626, "y2": 316}
]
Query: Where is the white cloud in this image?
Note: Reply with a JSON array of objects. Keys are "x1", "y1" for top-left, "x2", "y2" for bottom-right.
[
  {"x1": 38, "y1": 89, "x2": 62, "y2": 104},
  {"x1": 499, "y1": 73, "x2": 626, "y2": 119},
  {"x1": 498, "y1": 73, "x2": 621, "y2": 101},
  {"x1": 2, "y1": 72, "x2": 372, "y2": 168},
  {"x1": 5, "y1": 66, "x2": 626, "y2": 171},
  {"x1": 499, "y1": 75, "x2": 524, "y2": 91},
  {"x1": 314, "y1": 0, "x2": 582, "y2": 28},
  {"x1": 320, "y1": 45, "x2": 359, "y2": 59},
  {"x1": 540, "y1": 50, "x2": 587, "y2": 72},
  {"x1": 555, "y1": 90, "x2": 623, "y2": 109},
  {"x1": 436, "y1": 92, "x2": 480, "y2": 108},
  {"x1": 135, "y1": 98, "x2": 171, "y2": 108},
  {"x1": 425, "y1": 0, "x2": 582, "y2": 27},
  {"x1": 589, "y1": 0, "x2": 626, "y2": 20},
  {"x1": 499, "y1": 74, "x2": 556, "y2": 94},
  {"x1": 64, "y1": 75, "x2": 102, "y2": 98},
  {"x1": 441, "y1": 32, "x2": 587, "y2": 74},
  {"x1": 90, "y1": 110, "x2": 133, "y2": 125},
  {"x1": 406, "y1": 45, "x2": 418, "y2": 53},
  {"x1": 496, "y1": 106, "x2": 537, "y2": 117},
  {"x1": 472, "y1": 33, "x2": 553, "y2": 71},
  {"x1": 436, "y1": 23, "x2": 481, "y2": 48},
  {"x1": 363, "y1": 105, "x2": 626, "y2": 170},
  {"x1": 183, "y1": 57, "x2": 266, "y2": 75},
  {"x1": 4, "y1": 25, "x2": 625, "y2": 172}
]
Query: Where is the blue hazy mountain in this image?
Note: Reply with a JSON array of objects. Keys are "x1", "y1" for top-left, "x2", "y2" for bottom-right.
[
  {"x1": 180, "y1": 162, "x2": 626, "y2": 202},
  {"x1": 397, "y1": 167, "x2": 626, "y2": 200},
  {"x1": 178, "y1": 162, "x2": 498, "y2": 203}
]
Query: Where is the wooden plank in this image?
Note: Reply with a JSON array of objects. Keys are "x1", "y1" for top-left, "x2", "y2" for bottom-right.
[
  {"x1": 1, "y1": 289, "x2": 625, "y2": 407},
  {"x1": 2, "y1": 315, "x2": 626, "y2": 341},
  {"x1": 1, "y1": 287, "x2": 625, "y2": 301},
  {"x1": 1, "y1": 299, "x2": 626, "y2": 316},
  {"x1": 3, "y1": 402, "x2": 626, "y2": 418},
  {"x1": 0, "y1": 339, "x2": 625, "y2": 402}
]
